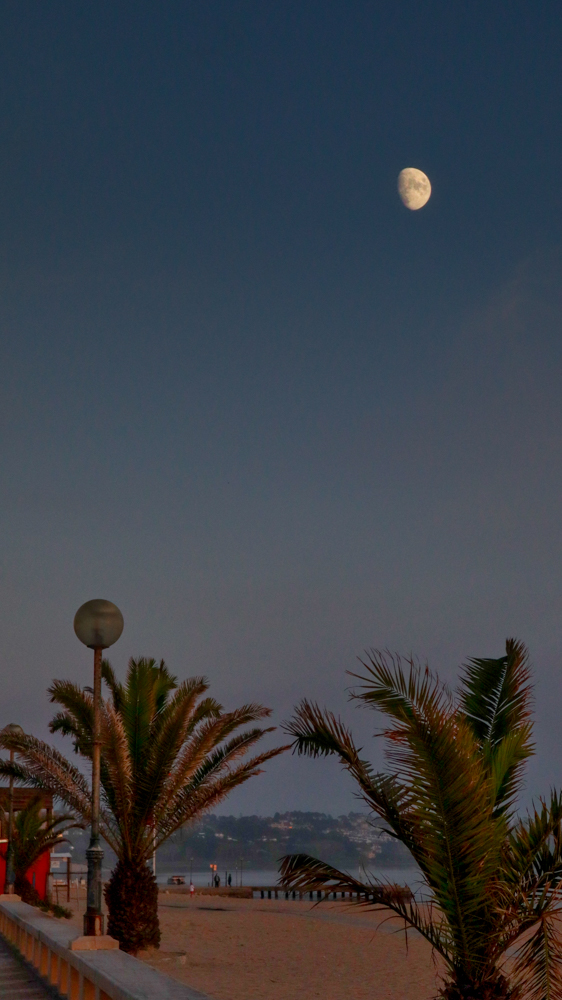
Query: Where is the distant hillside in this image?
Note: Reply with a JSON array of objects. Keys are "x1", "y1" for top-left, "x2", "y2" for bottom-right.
[{"x1": 154, "y1": 811, "x2": 411, "y2": 869}]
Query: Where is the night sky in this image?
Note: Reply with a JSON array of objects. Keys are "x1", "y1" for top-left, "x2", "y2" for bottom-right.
[{"x1": 1, "y1": 2, "x2": 562, "y2": 815}]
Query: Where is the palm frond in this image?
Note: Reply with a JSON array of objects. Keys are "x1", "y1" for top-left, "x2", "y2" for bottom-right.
[
  {"x1": 119, "y1": 658, "x2": 177, "y2": 779},
  {"x1": 458, "y1": 639, "x2": 534, "y2": 821},
  {"x1": 133, "y1": 677, "x2": 211, "y2": 820},
  {"x1": 285, "y1": 699, "x2": 361, "y2": 759},
  {"x1": 0, "y1": 731, "x2": 120, "y2": 854},
  {"x1": 155, "y1": 743, "x2": 288, "y2": 851},
  {"x1": 283, "y1": 639, "x2": 562, "y2": 996},
  {"x1": 164, "y1": 705, "x2": 273, "y2": 797},
  {"x1": 99, "y1": 702, "x2": 133, "y2": 833},
  {"x1": 16, "y1": 658, "x2": 288, "y2": 867},
  {"x1": 12, "y1": 793, "x2": 83, "y2": 876},
  {"x1": 48, "y1": 679, "x2": 95, "y2": 756},
  {"x1": 178, "y1": 726, "x2": 275, "y2": 788},
  {"x1": 507, "y1": 791, "x2": 562, "y2": 892},
  {"x1": 459, "y1": 639, "x2": 532, "y2": 747},
  {"x1": 284, "y1": 701, "x2": 424, "y2": 861},
  {"x1": 487, "y1": 725, "x2": 534, "y2": 818},
  {"x1": 279, "y1": 853, "x2": 453, "y2": 965},
  {"x1": 350, "y1": 650, "x2": 453, "y2": 724},
  {"x1": 101, "y1": 659, "x2": 126, "y2": 713},
  {"x1": 385, "y1": 710, "x2": 502, "y2": 969},
  {"x1": 510, "y1": 907, "x2": 562, "y2": 1000},
  {"x1": 286, "y1": 668, "x2": 510, "y2": 980}
]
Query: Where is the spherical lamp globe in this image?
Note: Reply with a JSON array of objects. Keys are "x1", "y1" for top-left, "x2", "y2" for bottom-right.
[
  {"x1": 1, "y1": 723, "x2": 23, "y2": 750},
  {"x1": 2, "y1": 724, "x2": 23, "y2": 736},
  {"x1": 74, "y1": 599, "x2": 124, "y2": 650}
]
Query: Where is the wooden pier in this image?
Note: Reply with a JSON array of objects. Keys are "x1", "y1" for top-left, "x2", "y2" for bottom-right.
[
  {"x1": 252, "y1": 885, "x2": 412, "y2": 902},
  {"x1": 158, "y1": 883, "x2": 412, "y2": 903}
]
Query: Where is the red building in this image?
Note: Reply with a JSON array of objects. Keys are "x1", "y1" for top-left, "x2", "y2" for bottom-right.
[{"x1": 0, "y1": 789, "x2": 53, "y2": 900}]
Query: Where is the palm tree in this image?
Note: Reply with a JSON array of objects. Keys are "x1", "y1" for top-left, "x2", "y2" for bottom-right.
[
  {"x1": 279, "y1": 640, "x2": 562, "y2": 1000},
  {"x1": 0, "y1": 657, "x2": 287, "y2": 953},
  {"x1": 6, "y1": 793, "x2": 80, "y2": 912}
]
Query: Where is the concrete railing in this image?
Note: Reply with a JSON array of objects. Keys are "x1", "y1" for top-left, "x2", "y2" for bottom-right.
[{"x1": 0, "y1": 895, "x2": 210, "y2": 1000}]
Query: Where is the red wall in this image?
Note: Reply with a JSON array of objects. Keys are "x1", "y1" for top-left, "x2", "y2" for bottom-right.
[{"x1": 0, "y1": 840, "x2": 50, "y2": 900}]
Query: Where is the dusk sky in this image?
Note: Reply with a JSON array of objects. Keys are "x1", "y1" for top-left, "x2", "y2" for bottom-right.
[{"x1": 2, "y1": 2, "x2": 562, "y2": 816}]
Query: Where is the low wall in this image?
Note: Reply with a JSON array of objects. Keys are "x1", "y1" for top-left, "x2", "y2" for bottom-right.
[{"x1": 0, "y1": 896, "x2": 211, "y2": 1000}]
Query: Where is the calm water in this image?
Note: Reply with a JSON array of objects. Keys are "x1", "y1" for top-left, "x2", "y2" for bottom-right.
[{"x1": 155, "y1": 865, "x2": 426, "y2": 897}]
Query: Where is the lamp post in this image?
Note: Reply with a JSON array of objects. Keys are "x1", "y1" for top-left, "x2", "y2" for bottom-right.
[
  {"x1": 74, "y1": 599, "x2": 124, "y2": 936},
  {"x1": 2, "y1": 723, "x2": 23, "y2": 894}
]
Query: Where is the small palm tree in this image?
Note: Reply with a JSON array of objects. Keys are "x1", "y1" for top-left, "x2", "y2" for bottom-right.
[
  {"x1": 280, "y1": 640, "x2": 562, "y2": 1000},
  {"x1": 7, "y1": 793, "x2": 80, "y2": 910},
  {"x1": 0, "y1": 657, "x2": 287, "y2": 953}
]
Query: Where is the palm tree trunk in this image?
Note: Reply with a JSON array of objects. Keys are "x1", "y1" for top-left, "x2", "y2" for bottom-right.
[
  {"x1": 104, "y1": 859, "x2": 160, "y2": 953},
  {"x1": 14, "y1": 873, "x2": 44, "y2": 907},
  {"x1": 440, "y1": 971, "x2": 515, "y2": 999}
]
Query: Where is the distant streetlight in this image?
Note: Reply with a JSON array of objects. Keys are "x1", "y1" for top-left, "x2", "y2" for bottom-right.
[
  {"x1": 2, "y1": 723, "x2": 23, "y2": 894},
  {"x1": 74, "y1": 599, "x2": 124, "y2": 936}
]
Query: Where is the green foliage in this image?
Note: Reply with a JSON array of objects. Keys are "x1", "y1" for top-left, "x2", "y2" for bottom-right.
[
  {"x1": 458, "y1": 641, "x2": 534, "y2": 818},
  {"x1": 0, "y1": 657, "x2": 288, "y2": 952},
  {"x1": 158, "y1": 810, "x2": 410, "y2": 869},
  {"x1": 15, "y1": 873, "x2": 72, "y2": 919},
  {"x1": 10, "y1": 793, "x2": 80, "y2": 877},
  {"x1": 5, "y1": 792, "x2": 80, "y2": 918},
  {"x1": 280, "y1": 639, "x2": 562, "y2": 1000}
]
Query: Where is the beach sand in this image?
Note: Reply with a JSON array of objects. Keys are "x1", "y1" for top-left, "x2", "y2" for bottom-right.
[
  {"x1": 142, "y1": 895, "x2": 440, "y2": 1000},
  {"x1": 63, "y1": 890, "x2": 441, "y2": 1000}
]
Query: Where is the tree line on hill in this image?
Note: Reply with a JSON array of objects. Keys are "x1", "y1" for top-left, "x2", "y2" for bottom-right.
[{"x1": 154, "y1": 811, "x2": 411, "y2": 869}]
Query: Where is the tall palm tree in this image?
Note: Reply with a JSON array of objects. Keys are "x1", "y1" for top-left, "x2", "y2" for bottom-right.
[
  {"x1": 7, "y1": 794, "x2": 80, "y2": 909},
  {"x1": 280, "y1": 640, "x2": 562, "y2": 1000},
  {"x1": 0, "y1": 657, "x2": 287, "y2": 953}
]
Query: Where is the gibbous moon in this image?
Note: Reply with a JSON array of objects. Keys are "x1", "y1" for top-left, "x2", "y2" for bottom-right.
[{"x1": 398, "y1": 168, "x2": 431, "y2": 210}]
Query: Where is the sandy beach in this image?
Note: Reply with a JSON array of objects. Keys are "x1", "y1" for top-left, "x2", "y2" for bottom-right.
[
  {"x1": 63, "y1": 889, "x2": 440, "y2": 1000},
  {"x1": 60, "y1": 883, "x2": 441, "y2": 1000}
]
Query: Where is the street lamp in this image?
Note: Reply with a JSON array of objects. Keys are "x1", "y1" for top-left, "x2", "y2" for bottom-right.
[
  {"x1": 74, "y1": 599, "x2": 123, "y2": 936},
  {"x1": 2, "y1": 723, "x2": 23, "y2": 894}
]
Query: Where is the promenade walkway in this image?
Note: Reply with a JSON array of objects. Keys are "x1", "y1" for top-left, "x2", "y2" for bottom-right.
[{"x1": 0, "y1": 934, "x2": 51, "y2": 999}]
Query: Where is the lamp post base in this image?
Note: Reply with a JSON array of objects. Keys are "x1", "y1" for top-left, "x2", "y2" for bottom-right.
[
  {"x1": 85, "y1": 840, "x2": 104, "y2": 936},
  {"x1": 5, "y1": 843, "x2": 14, "y2": 897},
  {"x1": 83, "y1": 910, "x2": 105, "y2": 936}
]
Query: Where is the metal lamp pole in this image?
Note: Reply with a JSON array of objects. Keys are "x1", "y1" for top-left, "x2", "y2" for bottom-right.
[
  {"x1": 74, "y1": 599, "x2": 124, "y2": 936},
  {"x1": 2, "y1": 723, "x2": 23, "y2": 894}
]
